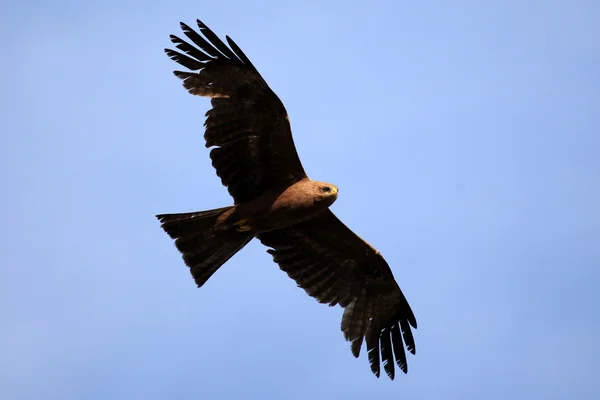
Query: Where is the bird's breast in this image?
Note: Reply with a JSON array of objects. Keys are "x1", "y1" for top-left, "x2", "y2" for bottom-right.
[{"x1": 232, "y1": 184, "x2": 328, "y2": 232}]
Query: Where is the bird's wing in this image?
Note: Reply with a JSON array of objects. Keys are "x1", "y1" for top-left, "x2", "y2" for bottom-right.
[
  {"x1": 258, "y1": 210, "x2": 417, "y2": 380},
  {"x1": 165, "y1": 20, "x2": 307, "y2": 204}
]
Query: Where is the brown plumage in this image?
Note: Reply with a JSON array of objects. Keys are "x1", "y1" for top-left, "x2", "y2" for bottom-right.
[{"x1": 157, "y1": 19, "x2": 417, "y2": 380}]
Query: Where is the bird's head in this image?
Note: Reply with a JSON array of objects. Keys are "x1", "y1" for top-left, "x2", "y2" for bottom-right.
[{"x1": 314, "y1": 182, "x2": 339, "y2": 206}]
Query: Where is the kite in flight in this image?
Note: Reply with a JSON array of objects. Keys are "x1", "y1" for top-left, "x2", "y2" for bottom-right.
[{"x1": 157, "y1": 19, "x2": 417, "y2": 379}]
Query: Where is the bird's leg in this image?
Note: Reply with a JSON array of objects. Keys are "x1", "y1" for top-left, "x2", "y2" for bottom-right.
[{"x1": 233, "y1": 219, "x2": 252, "y2": 232}]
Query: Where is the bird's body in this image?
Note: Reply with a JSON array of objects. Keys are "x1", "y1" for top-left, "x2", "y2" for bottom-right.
[
  {"x1": 157, "y1": 19, "x2": 417, "y2": 380},
  {"x1": 221, "y1": 179, "x2": 338, "y2": 233}
]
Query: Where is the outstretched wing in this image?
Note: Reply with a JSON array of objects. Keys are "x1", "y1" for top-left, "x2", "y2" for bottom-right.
[
  {"x1": 258, "y1": 210, "x2": 417, "y2": 380},
  {"x1": 165, "y1": 20, "x2": 307, "y2": 203}
]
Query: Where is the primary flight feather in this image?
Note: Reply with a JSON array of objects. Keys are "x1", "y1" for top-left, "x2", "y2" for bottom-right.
[{"x1": 157, "y1": 19, "x2": 417, "y2": 379}]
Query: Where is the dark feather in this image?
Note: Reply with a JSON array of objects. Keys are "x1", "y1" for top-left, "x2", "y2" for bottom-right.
[
  {"x1": 196, "y1": 19, "x2": 239, "y2": 61},
  {"x1": 170, "y1": 34, "x2": 212, "y2": 62},
  {"x1": 380, "y1": 328, "x2": 395, "y2": 379},
  {"x1": 400, "y1": 319, "x2": 416, "y2": 354},
  {"x1": 365, "y1": 320, "x2": 381, "y2": 377},
  {"x1": 226, "y1": 36, "x2": 264, "y2": 78},
  {"x1": 391, "y1": 324, "x2": 408, "y2": 373},
  {"x1": 164, "y1": 49, "x2": 204, "y2": 70},
  {"x1": 180, "y1": 22, "x2": 221, "y2": 58}
]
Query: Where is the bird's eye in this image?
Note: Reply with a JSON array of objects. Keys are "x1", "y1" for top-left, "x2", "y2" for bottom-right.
[{"x1": 321, "y1": 186, "x2": 331, "y2": 193}]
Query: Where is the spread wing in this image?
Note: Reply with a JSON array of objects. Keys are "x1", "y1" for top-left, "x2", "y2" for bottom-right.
[
  {"x1": 258, "y1": 210, "x2": 417, "y2": 380},
  {"x1": 165, "y1": 20, "x2": 307, "y2": 204}
]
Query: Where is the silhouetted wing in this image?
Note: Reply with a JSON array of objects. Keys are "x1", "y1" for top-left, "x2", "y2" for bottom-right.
[
  {"x1": 258, "y1": 210, "x2": 417, "y2": 380},
  {"x1": 165, "y1": 20, "x2": 307, "y2": 203}
]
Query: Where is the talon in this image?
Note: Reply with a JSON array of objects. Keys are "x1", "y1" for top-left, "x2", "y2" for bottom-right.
[{"x1": 234, "y1": 219, "x2": 251, "y2": 232}]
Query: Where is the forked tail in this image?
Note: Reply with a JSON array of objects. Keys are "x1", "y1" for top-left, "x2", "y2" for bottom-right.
[{"x1": 156, "y1": 206, "x2": 253, "y2": 287}]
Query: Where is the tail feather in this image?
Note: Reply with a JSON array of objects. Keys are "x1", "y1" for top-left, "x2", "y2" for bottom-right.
[
  {"x1": 157, "y1": 206, "x2": 252, "y2": 287},
  {"x1": 157, "y1": 207, "x2": 232, "y2": 238}
]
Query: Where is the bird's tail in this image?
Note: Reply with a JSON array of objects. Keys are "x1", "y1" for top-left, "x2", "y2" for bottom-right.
[{"x1": 156, "y1": 206, "x2": 253, "y2": 287}]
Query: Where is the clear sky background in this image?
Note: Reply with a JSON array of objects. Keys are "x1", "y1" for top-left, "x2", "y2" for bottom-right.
[{"x1": 2, "y1": 0, "x2": 599, "y2": 399}]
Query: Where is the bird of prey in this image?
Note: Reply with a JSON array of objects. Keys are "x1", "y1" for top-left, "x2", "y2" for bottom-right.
[{"x1": 157, "y1": 19, "x2": 417, "y2": 380}]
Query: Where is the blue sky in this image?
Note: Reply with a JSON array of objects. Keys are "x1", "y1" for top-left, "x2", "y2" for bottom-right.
[{"x1": 2, "y1": 0, "x2": 599, "y2": 398}]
